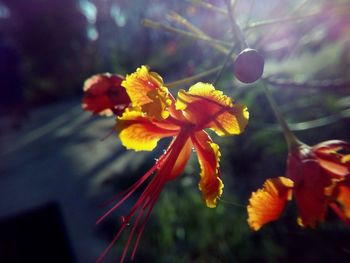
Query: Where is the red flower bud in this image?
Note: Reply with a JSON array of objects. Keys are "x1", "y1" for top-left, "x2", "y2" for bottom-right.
[{"x1": 82, "y1": 73, "x2": 131, "y2": 116}]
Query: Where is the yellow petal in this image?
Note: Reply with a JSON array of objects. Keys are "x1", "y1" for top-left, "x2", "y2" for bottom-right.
[
  {"x1": 175, "y1": 82, "x2": 249, "y2": 136},
  {"x1": 117, "y1": 109, "x2": 179, "y2": 151},
  {"x1": 192, "y1": 130, "x2": 223, "y2": 208},
  {"x1": 342, "y1": 154, "x2": 350, "y2": 164},
  {"x1": 247, "y1": 177, "x2": 294, "y2": 231},
  {"x1": 122, "y1": 65, "x2": 171, "y2": 119}
]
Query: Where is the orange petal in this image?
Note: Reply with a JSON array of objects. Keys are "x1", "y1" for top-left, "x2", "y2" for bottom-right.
[
  {"x1": 289, "y1": 159, "x2": 332, "y2": 228},
  {"x1": 122, "y1": 65, "x2": 172, "y2": 119},
  {"x1": 175, "y1": 82, "x2": 248, "y2": 136},
  {"x1": 117, "y1": 109, "x2": 179, "y2": 151},
  {"x1": 247, "y1": 177, "x2": 293, "y2": 231},
  {"x1": 191, "y1": 130, "x2": 223, "y2": 208},
  {"x1": 336, "y1": 179, "x2": 350, "y2": 218}
]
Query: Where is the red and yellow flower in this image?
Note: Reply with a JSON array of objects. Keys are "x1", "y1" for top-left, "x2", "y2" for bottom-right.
[
  {"x1": 247, "y1": 140, "x2": 350, "y2": 231},
  {"x1": 82, "y1": 73, "x2": 131, "y2": 116},
  {"x1": 85, "y1": 66, "x2": 249, "y2": 262}
]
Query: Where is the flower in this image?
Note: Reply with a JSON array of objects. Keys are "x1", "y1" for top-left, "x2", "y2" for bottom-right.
[
  {"x1": 82, "y1": 73, "x2": 131, "y2": 116},
  {"x1": 96, "y1": 65, "x2": 249, "y2": 262},
  {"x1": 247, "y1": 140, "x2": 350, "y2": 231}
]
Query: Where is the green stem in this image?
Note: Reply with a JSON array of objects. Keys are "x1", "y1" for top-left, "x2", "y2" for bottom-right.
[
  {"x1": 165, "y1": 66, "x2": 222, "y2": 88},
  {"x1": 165, "y1": 12, "x2": 230, "y2": 54},
  {"x1": 225, "y1": 0, "x2": 249, "y2": 49},
  {"x1": 213, "y1": 44, "x2": 237, "y2": 85},
  {"x1": 244, "y1": 12, "x2": 319, "y2": 30},
  {"x1": 194, "y1": 1, "x2": 227, "y2": 15},
  {"x1": 262, "y1": 84, "x2": 300, "y2": 150}
]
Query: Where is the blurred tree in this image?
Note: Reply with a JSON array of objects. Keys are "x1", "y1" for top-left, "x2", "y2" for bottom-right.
[{"x1": 0, "y1": 0, "x2": 92, "y2": 105}]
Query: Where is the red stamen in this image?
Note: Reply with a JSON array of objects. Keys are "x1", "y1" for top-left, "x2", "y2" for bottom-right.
[
  {"x1": 96, "y1": 166, "x2": 155, "y2": 225},
  {"x1": 97, "y1": 141, "x2": 178, "y2": 224},
  {"x1": 97, "y1": 175, "x2": 161, "y2": 263},
  {"x1": 120, "y1": 196, "x2": 152, "y2": 263},
  {"x1": 97, "y1": 131, "x2": 190, "y2": 263},
  {"x1": 126, "y1": 133, "x2": 189, "y2": 261},
  {"x1": 131, "y1": 183, "x2": 163, "y2": 260}
]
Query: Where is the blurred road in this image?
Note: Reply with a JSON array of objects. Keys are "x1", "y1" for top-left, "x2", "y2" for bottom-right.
[{"x1": 0, "y1": 98, "x2": 149, "y2": 263}]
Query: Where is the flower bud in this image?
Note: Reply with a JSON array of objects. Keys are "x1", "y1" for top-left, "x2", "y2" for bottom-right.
[{"x1": 234, "y1": 48, "x2": 264, "y2": 83}]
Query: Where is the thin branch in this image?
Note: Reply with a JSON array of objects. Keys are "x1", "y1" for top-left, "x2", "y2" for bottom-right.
[
  {"x1": 255, "y1": 1, "x2": 319, "y2": 48},
  {"x1": 165, "y1": 65, "x2": 222, "y2": 88},
  {"x1": 166, "y1": 12, "x2": 231, "y2": 54},
  {"x1": 244, "y1": 11, "x2": 320, "y2": 30},
  {"x1": 264, "y1": 76, "x2": 350, "y2": 90},
  {"x1": 291, "y1": 0, "x2": 310, "y2": 15},
  {"x1": 213, "y1": 44, "x2": 237, "y2": 85},
  {"x1": 225, "y1": 0, "x2": 248, "y2": 49},
  {"x1": 167, "y1": 11, "x2": 204, "y2": 36},
  {"x1": 262, "y1": 84, "x2": 300, "y2": 149},
  {"x1": 265, "y1": 108, "x2": 350, "y2": 132},
  {"x1": 288, "y1": 108, "x2": 350, "y2": 131},
  {"x1": 191, "y1": 0, "x2": 227, "y2": 15},
  {"x1": 244, "y1": 0, "x2": 256, "y2": 27},
  {"x1": 142, "y1": 19, "x2": 231, "y2": 49}
]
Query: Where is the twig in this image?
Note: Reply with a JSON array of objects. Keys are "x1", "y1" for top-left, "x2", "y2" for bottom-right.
[
  {"x1": 213, "y1": 44, "x2": 237, "y2": 85},
  {"x1": 264, "y1": 76, "x2": 350, "y2": 90},
  {"x1": 244, "y1": 0, "x2": 256, "y2": 27},
  {"x1": 225, "y1": 0, "x2": 249, "y2": 49},
  {"x1": 265, "y1": 108, "x2": 350, "y2": 132},
  {"x1": 262, "y1": 84, "x2": 300, "y2": 150},
  {"x1": 191, "y1": 0, "x2": 227, "y2": 15},
  {"x1": 165, "y1": 66, "x2": 222, "y2": 88},
  {"x1": 287, "y1": 108, "x2": 350, "y2": 131},
  {"x1": 244, "y1": 12, "x2": 320, "y2": 30},
  {"x1": 142, "y1": 19, "x2": 231, "y2": 49},
  {"x1": 166, "y1": 12, "x2": 231, "y2": 54}
]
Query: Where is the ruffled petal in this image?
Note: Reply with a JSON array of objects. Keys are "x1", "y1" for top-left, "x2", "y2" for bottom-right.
[
  {"x1": 82, "y1": 73, "x2": 130, "y2": 116},
  {"x1": 191, "y1": 130, "x2": 223, "y2": 208},
  {"x1": 247, "y1": 177, "x2": 294, "y2": 231},
  {"x1": 117, "y1": 109, "x2": 179, "y2": 151},
  {"x1": 175, "y1": 82, "x2": 248, "y2": 136},
  {"x1": 122, "y1": 65, "x2": 172, "y2": 119}
]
